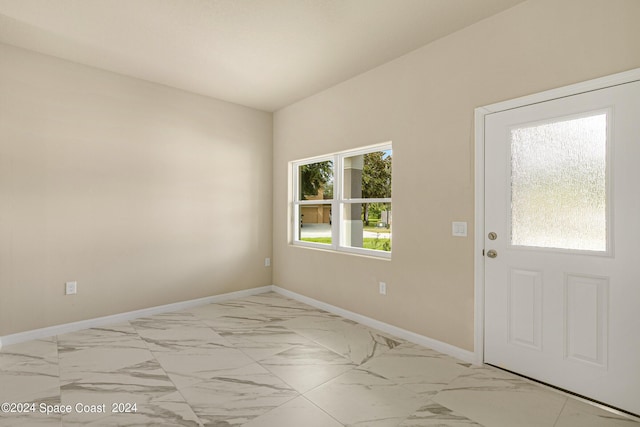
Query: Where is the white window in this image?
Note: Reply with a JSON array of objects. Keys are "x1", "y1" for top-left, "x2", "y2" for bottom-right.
[{"x1": 292, "y1": 143, "x2": 392, "y2": 258}]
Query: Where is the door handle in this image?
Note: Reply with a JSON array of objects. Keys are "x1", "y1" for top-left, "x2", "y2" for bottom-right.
[{"x1": 487, "y1": 249, "x2": 498, "y2": 258}]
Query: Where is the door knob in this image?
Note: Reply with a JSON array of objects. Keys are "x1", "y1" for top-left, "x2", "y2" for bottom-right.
[{"x1": 487, "y1": 249, "x2": 498, "y2": 258}]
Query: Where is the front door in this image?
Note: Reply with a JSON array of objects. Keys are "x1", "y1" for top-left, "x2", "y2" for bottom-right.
[{"x1": 484, "y1": 79, "x2": 640, "y2": 415}]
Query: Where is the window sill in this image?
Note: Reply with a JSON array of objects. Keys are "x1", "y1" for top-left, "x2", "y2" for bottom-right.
[{"x1": 290, "y1": 241, "x2": 392, "y2": 261}]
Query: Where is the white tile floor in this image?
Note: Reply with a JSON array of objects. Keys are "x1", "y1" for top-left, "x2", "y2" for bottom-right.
[{"x1": 0, "y1": 292, "x2": 638, "y2": 426}]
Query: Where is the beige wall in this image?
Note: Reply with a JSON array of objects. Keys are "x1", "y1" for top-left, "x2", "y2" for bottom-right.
[
  {"x1": 0, "y1": 43, "x2": 273, "y2": 336},
  {"x1": 273, "y1": 0, "x2": 640, "y2": 351}
]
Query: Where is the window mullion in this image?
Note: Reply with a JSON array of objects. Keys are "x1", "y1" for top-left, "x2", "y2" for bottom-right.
[
  {"x1": 333, "y1": 154, "x2": 341, "y2": 250},
  {"x1": 297, "y1": 200, "x2": 333, "y2": 206}
]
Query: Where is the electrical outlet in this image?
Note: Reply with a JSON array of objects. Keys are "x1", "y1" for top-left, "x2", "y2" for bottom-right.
[
  {"x1": 379, "y1": 281, "x2": 387, "y2": 295},
  {"x1": 264, "y1": 257, "x2": 271, "y2": 267},
  {"x1": 65, "y1": 281, "x2": 77, "y2": 295}
]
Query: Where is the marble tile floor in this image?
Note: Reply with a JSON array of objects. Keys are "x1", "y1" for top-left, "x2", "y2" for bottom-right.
[{"x1": 1, "y1": 292, "x2": 638, "y2": 426}]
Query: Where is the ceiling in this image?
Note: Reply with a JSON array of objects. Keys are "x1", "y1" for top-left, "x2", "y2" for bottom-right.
[{"x1": 0, "y1": 0, "x2": 525, "y2": 111}]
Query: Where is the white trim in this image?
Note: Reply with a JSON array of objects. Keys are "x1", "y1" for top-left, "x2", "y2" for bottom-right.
[
  {"x1": 293, "y1": 239, "x2": 334, "y2": 250},
  {"x1": 338, "y1": 142, "x2": 392, "y2": 158},
  {"x1": 474, "y1": 67, "x2": 640, "y2": 366},
  {"x1": 481, "y1": 68, "x2": 640, "y2": 114},
  {"x1": 474, "y1": 106, "x2": 489, "y2": 365},
  {"x1": 338, "y1": 244, "x2": 392, "y2": 259},
  {"x1": 0, "y1": 286, "x2": 272, "y2": 349},
  {"x1": 272, "y1": 285, "x2": 476, "y2": 364},
  {"x1": 287, "y1": 243, "x2": 392, "y2": 262}
]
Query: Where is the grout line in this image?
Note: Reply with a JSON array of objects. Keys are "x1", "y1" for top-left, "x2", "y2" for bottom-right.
[
  {"x1": 552, "y1": 398, "x2": 569, "y2": 427},
  {"x1": 299, "y1": 394, "x2": 347, "y2": 426}
]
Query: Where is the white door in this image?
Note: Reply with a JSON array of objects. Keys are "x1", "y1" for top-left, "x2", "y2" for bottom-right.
[{"x1": 484, "y1": 79, "x2": 640, "y2": 415}]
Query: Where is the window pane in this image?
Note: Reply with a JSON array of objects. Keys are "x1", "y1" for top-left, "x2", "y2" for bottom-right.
[
  {"x1": 343, "y1": 150, "x2": 392, "y2": 199},
  {"x1": 510, "y1": 113, "x2": 607, "y2": 251},
  {"x1": 299, "y1": 161, "x2": 333, "y2": 200},
  {"x1": 341, "y1": 202, "x2": 391, "y2": 252},
  {"x1": 298, "y1": 205, "x2": 332, "y2": 245}
]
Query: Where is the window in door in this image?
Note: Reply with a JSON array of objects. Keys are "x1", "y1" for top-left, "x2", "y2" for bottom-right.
[{"x1": 510, "y1": 112, "x2": 609, "y2": 252}]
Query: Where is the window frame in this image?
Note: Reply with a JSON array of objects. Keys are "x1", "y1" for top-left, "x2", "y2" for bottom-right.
[{"x1": 291, "y1": 142, "x2": 392, "y2": 258}]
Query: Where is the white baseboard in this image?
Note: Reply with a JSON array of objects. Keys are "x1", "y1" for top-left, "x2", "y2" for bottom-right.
[
  {"x1": 0, "y1": 286, "x2": 272, "y2": 349},
  {"x1": 1, "y1": 284, "x2": 475, "y2": 364},
  {"x1": 272, "y1": 285, "x2": 476, "y2": 364}
]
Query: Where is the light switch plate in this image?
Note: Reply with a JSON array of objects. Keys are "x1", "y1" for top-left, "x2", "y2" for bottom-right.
[{"x1": 452, "y1": 222, "x2": 467, "y2": 237}]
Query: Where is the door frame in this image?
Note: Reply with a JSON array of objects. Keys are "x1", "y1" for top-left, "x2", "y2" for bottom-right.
[{"x1": 473, "y1": 67, "x2": 640, "y2": 365}]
